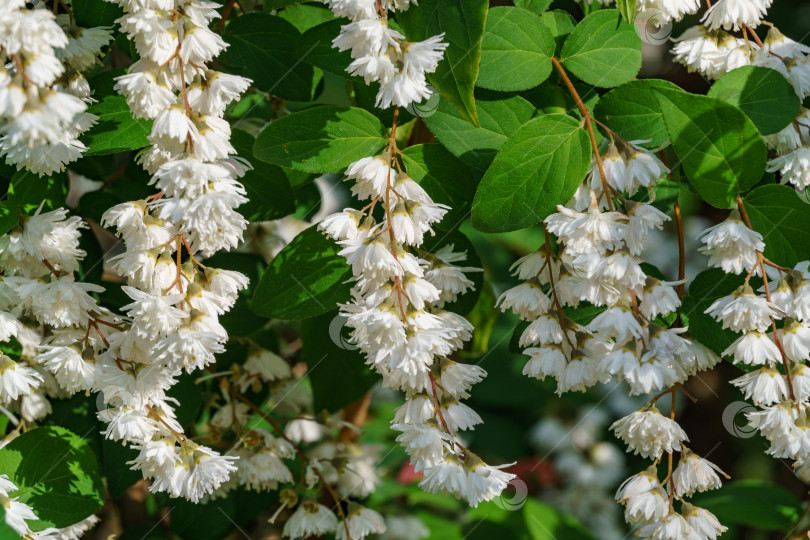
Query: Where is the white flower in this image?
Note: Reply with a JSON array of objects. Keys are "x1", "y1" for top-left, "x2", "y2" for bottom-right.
[
  {"x1": 0, "y1": 355, "x2": 43, "y2": 402},
  {"x1": 523, "y1": 345, "x2": 566, "y2": 380},
  {"x1": 702, "y1": 0, "x2": 772, "y2": 31},
  {"x1": 610, "y1": 405, "x2": 688, "y2": 460},
  {"x1": 705, "y1": 286, "x2": 781, "y2": 333},
  {"x1": 588, "y1": 304, "x2": 644, "y2": 343},
  {"x1": 722, "y1": 331, "x2": 782, "y2": 366},
  {"x1": 464, "y1": 459, "x2": 516, "y2": 507},
  {"x1": 637, "y1": 511, "x2": 692, "y2": 539},
  {"x1": 545, "y1": 204, "x2": 627, "y2": 255},
  {"x1": 617, "y1": 468, "x2": 668, "y2": 523},
  {"x1": 393, "y1": 422, "x2": 451, "y2": 471},
  {"x1": 283, "y1": 501, "x2": 338, "y2": 539},
  {"x1": 699, "y1": 217, "x2": 763, "y2": 275},
  {"x1": 151, "y1": 327, "x2": 225, "y2": 373},
  {"x1": 731, "y1": 367, "x2": 788, "y2": 406},
  {"x1": 496, "y1": 283, "x2": 550, "y2": 320},
  {"x1": 672, "y1": 447, "x2": 727, "y2": 496},
  {"x1": 121, "y1": 286, "x2": 186, "y2": 340},
  {"x1": 682, "y1": 503, "x2": 727, "y2": 540},
  {"x1": 626, "y1": 203, "x2": 670, "y2": 256},
  {"x1": 419, "y1": 456, "x2": 467, "y2": 499},
  {"x1": 767, "y1": 146, "x2": 810, "y2": 189},
  {"x1": 519, "y1": 315, "x2": 563, "y2": 347},
  {"x1": 337, "y1": 506, "x2": 386, "y2": 540},
  {"x1": 37, "y1": 345, "x2": 95, "y2": 393},
  {"x1": 640, "y1": 279, "x2": 681, "y2": 320}
]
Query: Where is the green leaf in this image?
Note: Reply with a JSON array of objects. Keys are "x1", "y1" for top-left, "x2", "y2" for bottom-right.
[
  {"x1": 0, "y1": 426, "x2": 104, "y2": 530},
  {"x1": 743, "y1": 184, "x2": 810, "y2": 267},
  {"x1": 540, "y1": 10, "x2": 577, "y2": 55},
  {"x1": 276, "y1": 3, "x2": 335, "y2": 32},
  {"x1": 477, "y1": 7, "x2": 554, "y2": 92},
  {"x1": 302, "y1": 310, "x2": 378, "y2": 414},
  {"x1": 82, "y1": 95, "x2": 151, "y2": 156},
  {"x1": 295, "y1": 19, "x2": 357, "y2": 79},
  {"x1": 616, "y1": 0, "x2": 637, "y2": 23},
  {"x1": 71, "y1": 0, "x2": 123, "y2": 27},
  {"x1": 655, "y1": 87, "x2": 767, "y2": 209},
  {"x1": 398, "y1": 0, "x2": 488, "y2": 126},
  {"x1": 523, "y1": 499, "x2": 596, "y2": 540},
  {"x1": 424, "y1": 90, "x2": 536, "y2": 172},
  {"x1": 401, "y1": 144, "x2": 479, "y2": 231},
  {"x1": 220, "y1": 13, "x2": 314, "y2": 101},
  {"x1": 560, "y1": 9, "x2": 642, "y2": 88},
  {"x1": 8, "y1": 171, "x2": 67, "y2": 212},
  {"x1": 594, "y1": 79, "x2": 681, "y2": 149},
  {"x1": 251, "y1": 226, "x2": 352, "y2": 320},
  {"x1": 707, "y1": 66, "x2": 801, "y2": 135},
  {"x1": 231, "y1": 129, "x2": 296, "y2": 221},
  {"x1": 0, "y1": 202, "x2": 18, "y2": 236},
  {"x1": 681, "y1": 268, "x2": 745, "y2": 356},
  {"x1": 514, "y1": 0, "x2": 553, "y2": 14},
  {"x1": 471, "y1": 114, "x2": 591, "y2": 233},
  {"x1": 253, "y1": 106, "x2": 387, "y2": 173},
  {"x1": 690, "y1": 480, "x2": 801, "y2": 531}
]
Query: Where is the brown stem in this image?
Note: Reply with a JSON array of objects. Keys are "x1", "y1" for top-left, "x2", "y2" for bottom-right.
[
  {"x1": 215, "y1": 0, "x2": 237, "y2": 32},
  {"x1": 744, "y1": 25, "x2": 764, "y2": 47},
  {"x1": 736, "y1": 195, "x2": 796, "y2": 401},
  {"x1": 550, "y1": 57, "x2": 614, "y2": 212}
]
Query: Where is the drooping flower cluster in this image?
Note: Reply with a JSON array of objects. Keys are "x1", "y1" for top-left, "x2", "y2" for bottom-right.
[
  {"x1": 498, "y1": 134, "x2": 728, "y2": 536},
  {"x1": 501, "y1": 141, "x2": 717, "y2": 398},
  {"x1": 0, "y1": 206, "x2": 104, "y2": 426},
  {"x1": 611, "y1": 405, "x2": 728, "y2": 539},
  {"x1": 320, "y1": 148, "x2": 515, "y2": 507},
  {"x1": 325, "y1": 0, "x2": 448, "y2": 108},
  {"x1": 82, "y1": 0, "x2": 254, "y2": 501},
  {"x1": 0, "y1": 0, "x2": 110, "y2": 175},
  {"x1": 0, "y1": 474, "x2": 100, "y2": 539},
  {"x1": 700, "y1": 211, "x2": 810, "y2": 481}
]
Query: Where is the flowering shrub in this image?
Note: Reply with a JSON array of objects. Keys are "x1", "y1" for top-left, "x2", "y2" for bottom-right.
[{"x1": 0, "y1": 0, "x2": 808, "y2": 538}]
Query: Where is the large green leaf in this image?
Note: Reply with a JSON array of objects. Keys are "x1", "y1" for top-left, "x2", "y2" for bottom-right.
[
  {"x1": 743, "y1": 184, "x2": 810, "y2": 267},
  {"x1": 0, "y1": 426, "x2": 104, "y2": 530},
  {"x1": 655, "y1": 87, "x2": 767, "y2": 209},
  {"x1": 8, "y1": 171, "x2": 67, "y2": 213},
  {"x1": 276, "y1": 3, "x2": 335, "y2": 32},
  {"x1": 471, "y1": 114, "x2": 591, "y2": 233},
  {"x1": 401, "y1": 144, "x2": 479, "y2": 231},
  {"x1": 541, "y1": 10, "x2": 577, "y2": 55},
  {"x1": 477, "y1": 7, "x2": 554, "y2": 92},
  {"x1": 251, "y1": 226, "x2": 352, "y2": 320},
  {"x1": 681, "y1": 268, "x2": 745, "y2": 356},
  {"x1": 560, "y1": 9, "x2": 642, "y2": 88},
  {"x1": 424, "y1": 90, "x2": 536, "y2": 172},
  {"x1": 231, "y1": 129, "x2": 296, "y2": 221},
  {"x1": 398, "y1": 0, "x2": 488, "y2": 126},
  {"x1": 616, "y1": 0, "x2": 637, "y2": 23},
  {"x1": 302, "y1": 310, "x2": 379, "y2": 414},
  {"x1": 707, "y1": 66, "x2": 801, "y2": 136},
  {"x1": 253, "y1": 106, "x2": 387, "y2": 173},
  {"x1": 82, "y1": 95, "x2": 151, "y2": 156},
  {"x1": 514, "y1": 0, "x2": 553, "y2": 14},
  {"x1": 594, "y1": 79, "x2": 682, "y2": 149},
  {"x1": 691, "y1": 480, "x2": 801, "y2": 531},
  {"x1": 220, "y1": 13, "x2": 314, "y2": 101}
]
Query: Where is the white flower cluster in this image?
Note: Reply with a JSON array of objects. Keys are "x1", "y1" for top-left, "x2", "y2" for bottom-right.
[
  {"x1": 500, "y1": 138, "x2": 730, "y2": 537},
  {"x1": 501, "y1": 141, "x2": 718, "y2": 397},
  {"x1": 0, "y1": 206, "x2": 104, "y2": 426},
  {"x1": 325, "y1": 0, "x2": 447, "y2": 108},
  {"x1": 76, "y1": 0, "x2": 254, "y2": 502},
  {"x1": 700, "y1": 213, "x2": 810, "y2": 480},
  {"x1": 0, "y1": 474, "x2": 100, "y2": 540},
  {"x1": 611, "y1": 406, "x2": 728, "y2": 539},
  {"x1": 320, "y1": 150, "x2": 515, "y2": 507},
  {"x1": 0, "y1": 0, "x2": 111, "y2": 175}
]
